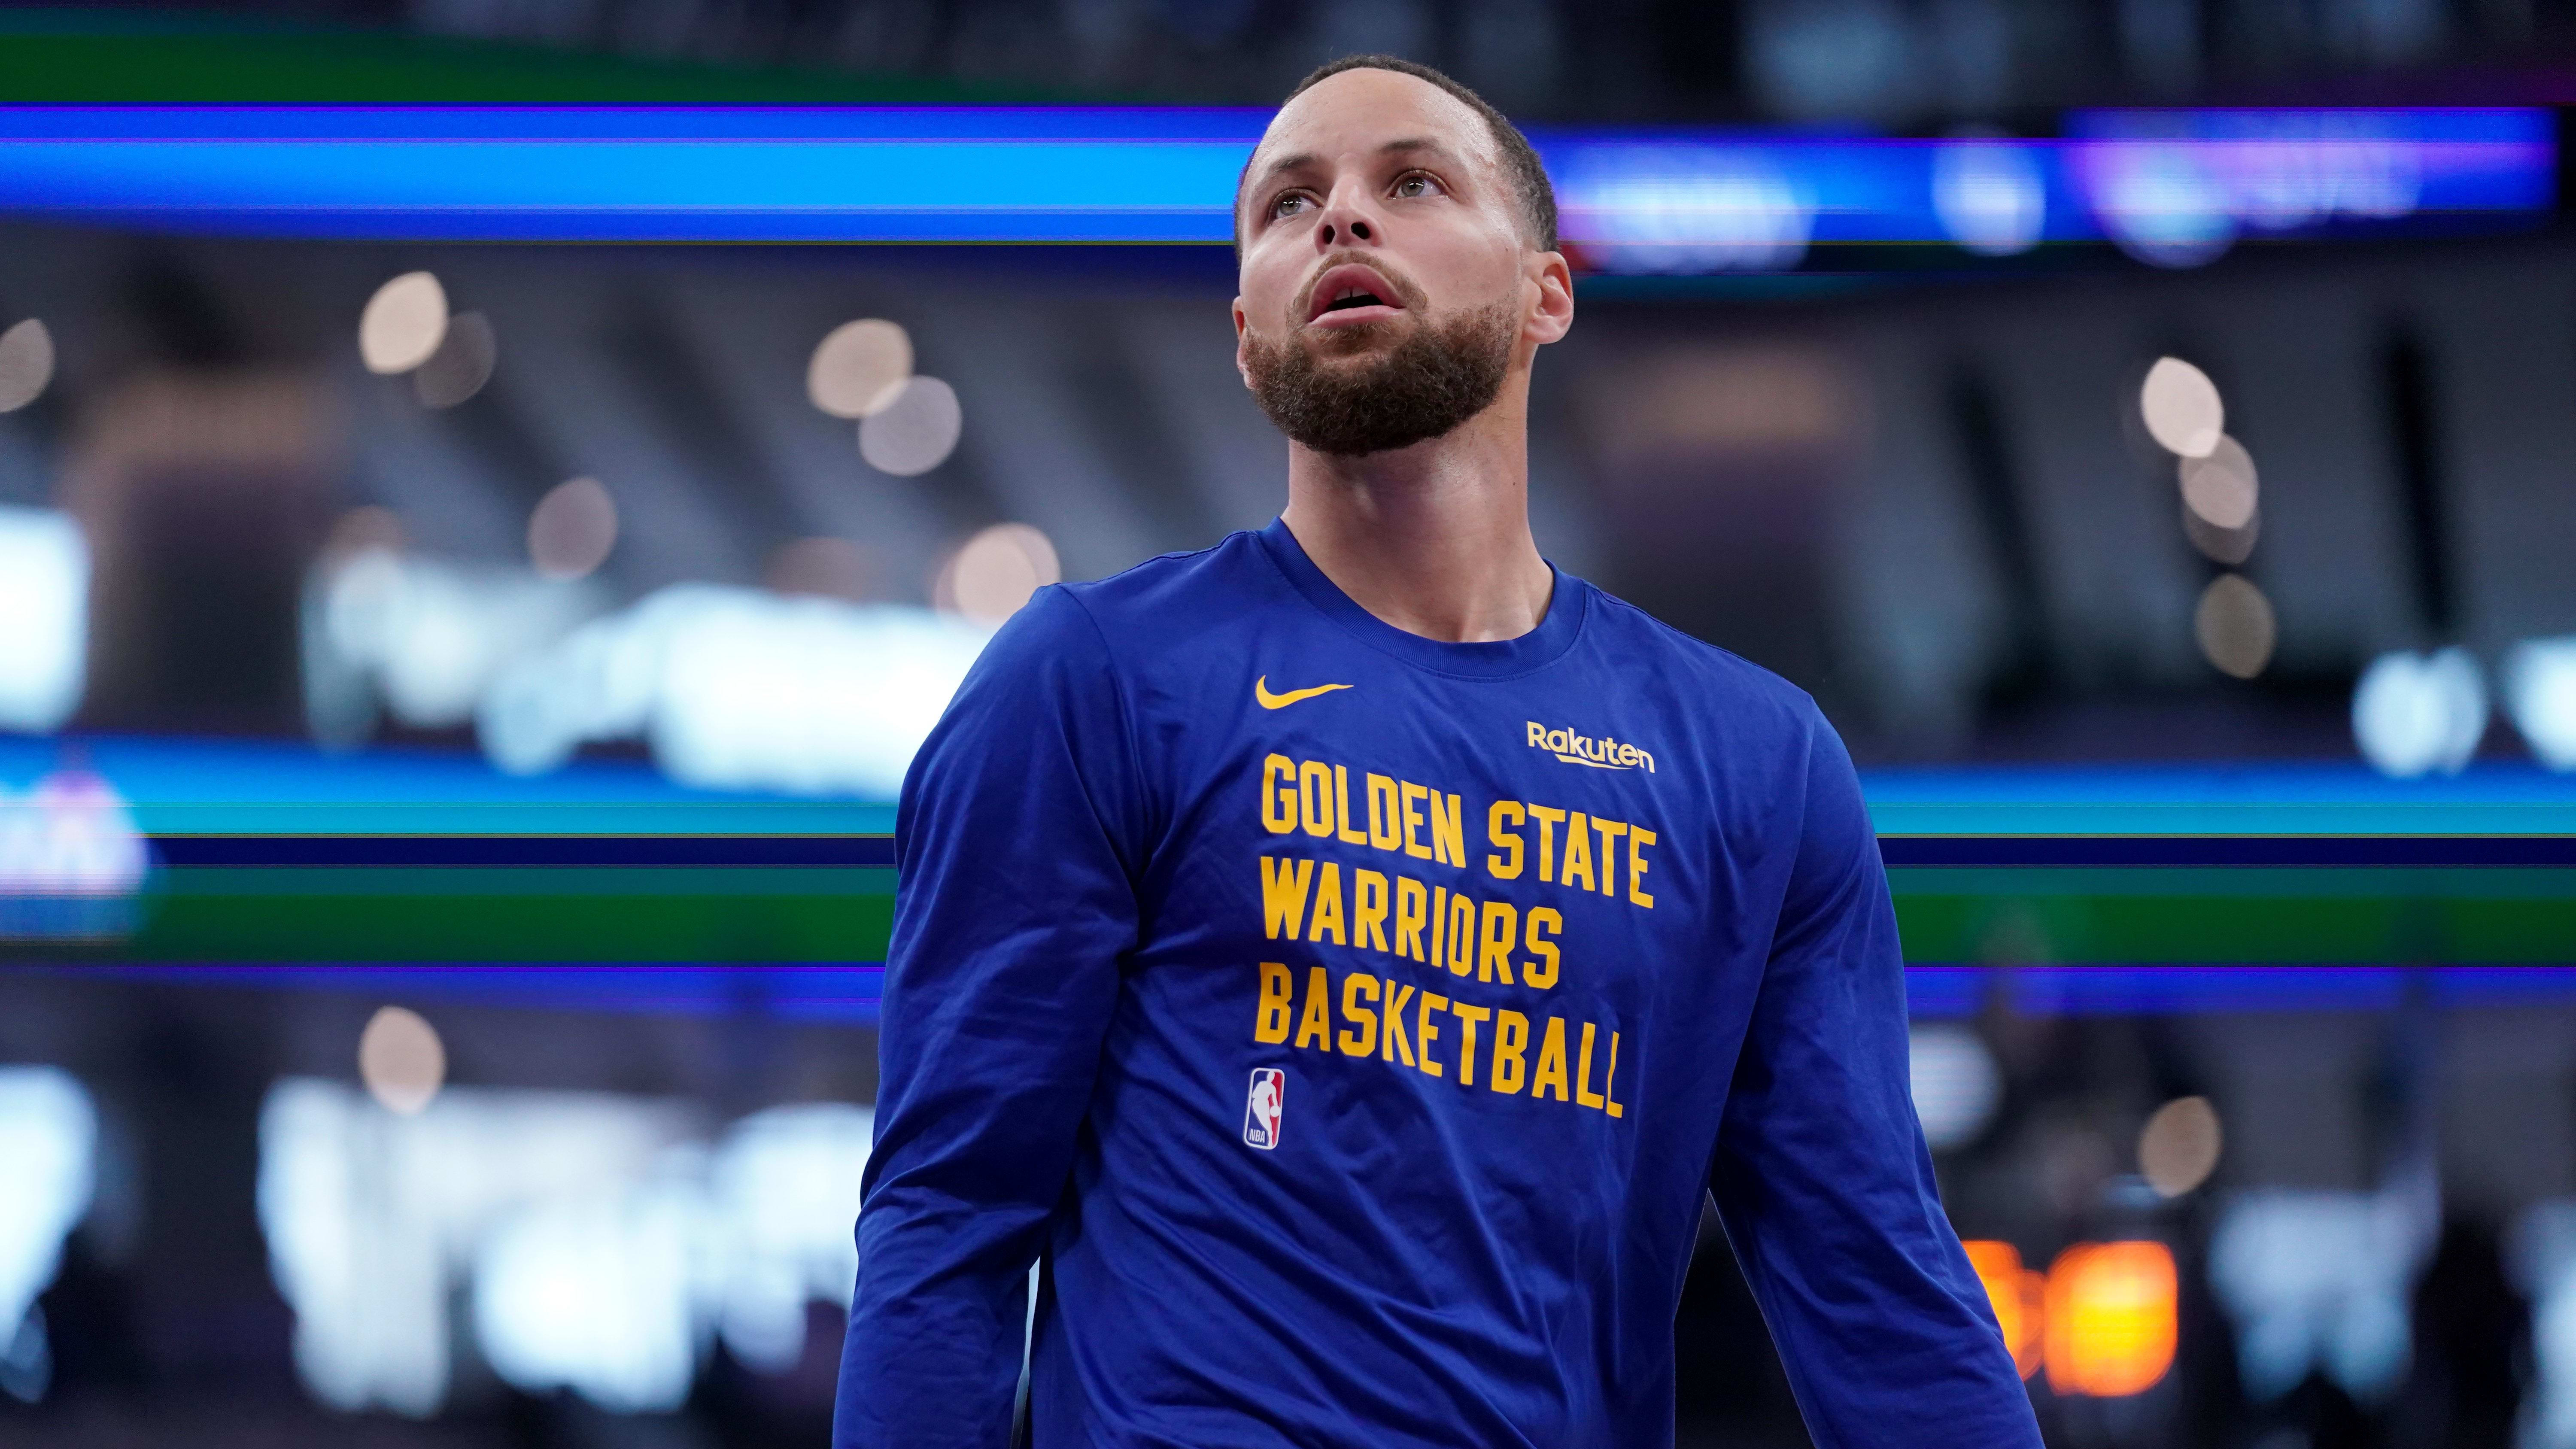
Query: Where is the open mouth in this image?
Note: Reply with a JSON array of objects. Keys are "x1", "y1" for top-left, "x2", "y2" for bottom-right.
[{"x1": 1304, "y1": 265, "x2": 1406, "y2": 325}]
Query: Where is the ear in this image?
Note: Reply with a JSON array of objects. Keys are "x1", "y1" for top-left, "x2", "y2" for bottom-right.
[
  {"x1": 1522, "y1": 250, "x2": 1575, "y2": 347},
  {"x1": 1232, "y1": 296, "x2": 1255, "y2": 390}
]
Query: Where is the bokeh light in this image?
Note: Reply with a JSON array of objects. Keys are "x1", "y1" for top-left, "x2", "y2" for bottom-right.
[
  {"x1": 1932, "y1": 141, "x2": 2047, "y2": 258},
  {"x1": 528, "y1": 477, "x2": 618, "y2": 581},
  {"x1": 2353, "y1": 647, "x2": 2488, "y2": 777},
  {"x1": 357, "y1": 1005, "x2": 445, "y2": 1115},
  {"x1": 359, "y1": 272, "x2": 450, "y2": 376},
  {"x1": 2140, "y1": 356, "x2": 2224, "y2": 458},
  {"x1": 2044, "y1": 1241, "x2": 2179, "y2": 1397},
  {"x1": 2505, "y1": 636, "x2": 2576, "y2": 772},
  {"x1": 807, "y1": 319, "x2": 913, "y2": 419},
  {"x1": 859, "y1": 376, "x2": 963, "y2": 476},
  {"x1": 413, "y1": 310, "x2": 496, "y2": 408},
  {"x1": 2182, "y1": 497, "x2": 2258, "y2": 565},
  {"x1": 938, "y1": 522, "x2": 1060, "y2": 629},
  {"x1": 2195, "y1": 573, "x2": 2275, "y2": 679},
  {"x1": 2139, "y1": 1095, "x2": 2223, "y2": 1197},
  {"x1": 766, "y1": 536, "x2": 873, "y2": 602},
  {"x1": 2179, "y1": 434, "x2": 2258, "y2": 530},
  {"x1": 0, "y1": 320, "x2": 55, "y2": 413},
  {"x1": 1908, "y1": 1024, "x2": 2000, "y2": 1150},
  {"x1": 1962, "y1": 1240, "x2": 2046, "y2": 1379}
]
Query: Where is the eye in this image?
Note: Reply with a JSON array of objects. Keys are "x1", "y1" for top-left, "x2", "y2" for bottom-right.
[
  {"x1": 1270, "y1": 191, "x2": 1312, "y2": 221},
  {"x1": 1393, "y1": 172, "x2": 1442, "y2": 199}
]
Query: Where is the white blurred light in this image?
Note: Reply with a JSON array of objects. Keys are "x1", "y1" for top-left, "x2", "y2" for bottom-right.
[
  {"x1": 2180, "y1": 434, "x2": 2258, "y2": 530},
  {"x1": 2140, "y1": 357, "x2": 2225, "y2": 459},
  {"x1": 1908, "y1": 1024, "x2": 2000, "y2": 1151},
  {"x1": 2139, "y1": 1096, "x2": 2222, "y2": 1197},
  {"x1": 2353, "y1": 647, "x2": 2487, "y2": 777},
  {"x1": 859, "y1": 376, "x2": 963, "y2": 476},
  {"x1": 2210, "y1": 1185, "x2": 2433, "y2": 1403},
  {"x1": 528, "y1": 477, "x2": 618, "y2": 581},
  {"x1": 0, "y1": 1066, "x2": 95, "y2": 1406},
  {"x1": 258, "y1": 1078, "x2": 871, "y2": 1418},
  {"x1": 2084, "y1": 143, "x2": 2236, "y2": 267},
  {"x1": 358, "y1": 1007, "x2": 446, "y2": 1115},
  {"x1": 360, "y1": 272, "x2": 450, "y2": 376},
  {"x1": 1561, "y1": 154, "x2": 1812, "y2": 273},
  {"x1": 413, "y1": 311, "x2": 496, "y2": 409},
  {"x1": 1932, "y1": 142, "x2": 2047, "y2": 258},
  {"x1": 478, "y1": 586, "x2": 990, "y2": 797},
  {"x1": 938, "y1": 523, "x2": 1061, "y2": 629},
  {"x1": 0, "y1": 320, "x2": 56, "y2": 413},
  {"x1": 2515, "y1": 1202, "x2": 2576, "y2": 1449},
  {"x1": 707, "y1": 1104, "x2": 875, "y2": 1372},
  {"x1": 306, "y1": 547, "x2": 605, "y2": 744},
  {"x1": 2505, "y1": 637, "x2": 2576, "y2": 771},
  {"x1": 808, "y1": 319, "x2": 914, "y2": 419},
  {"x1": 2196, "y1": 574, "x2": 2276, "y2": 680},
  {"x1": 0, "y1": 507, "x2": 88, "y2": 733},
  {"x1": 0, "y1": 770, "x2": 149, "y2": 941}
]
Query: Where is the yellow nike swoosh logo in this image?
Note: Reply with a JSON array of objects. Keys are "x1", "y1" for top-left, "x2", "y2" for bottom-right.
[{"x1": 1255, "y1": 676, "x2": 1352, "y2": 710}]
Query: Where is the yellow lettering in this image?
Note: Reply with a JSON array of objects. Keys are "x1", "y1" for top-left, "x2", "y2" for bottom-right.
[
  {"x1": 1354, "y1": 869, "x2": 1390, "y2": 953},
  {"x1": 1400, "y1": 782, "x2": 1431, "y2": 859},
  {"x1": 1561, "y1": 812, "x2": 1595, "y2": 893},
  {"x1": 1259, "y1": 856, "x2": 1315, "y2": 941},
  {"x1": 1254, "y1": 962, "x2": 1291, "y2": 1044},
  {"x1": 1429, "y1": 885, "x2": 1447, "y2": 967},
  {"x1": 1445, "y1": 893, "x2": 1475, "y2": 976},
  {"x1": 1429, "y1": 792, "x2": 1464, "y2": 868},
  {"x1": 1590, "y1": 818, "x2": 1627, "y2": 897},
  {"x1": 1523, "y1": 907, "x2": 1562, "y2": 989},
  {"x1": 1260, "y1": 754, "x2": 1297, "y2": 835},
  {"x1": 1294, "y1": 967, "x2": 1332, "y2": 1049},
  {"x1": 1339, "y1": 974, "x2": 1379, "y2": 1056},
  {"x1": 1451, "y1": 1001, "x2": 1491, "y2": 1086},
  {"x1": 1492, "y1": 1010, "x2": 1529, "y2": 1094},
  {"x1": 1417, "y1": 991, "x2": 1447, "y2": 1078},
  {"x1": 1485, "y1": 800, "x2": 1525, "y2": 880},
  {"x1": 1366, "y1": 774, "x2": 1401, "y2": 851},
  {"x1": 1528, "y1": 805, "x2": 1565, "y2": 883},
  {"x1": 1575, "y1": 1021, "x2": 1607, "y2": 1109},
  {"x1": 1381, "y1": 982, "x2": 1416, "y2": 1066},
  {"x1": 1394, "y1": 876, "x2": 1429, "y2": 962},
  {"x1": 1534, "y1": 1018, "x2": 1571, "y2": 1102},
  {"x1": 1307, "y1": 863, "x2": 1347, "y2": 946},
  {"x1": 1477, "y1": 901, "x2": 1518, "y2": 984},
  {"x1": 1628, "y1": 826, "x2": 1656, "y2": 909},
  {"x1": 1298, "y1": 759, "x2": 1334, "y2": 839},
  {"x1": 1604, "y1": 1031, "x2": 1625, "y2": 1118},
  {"x1": 1333, "y1": 765, "x2": 1367, "y2": 846}
]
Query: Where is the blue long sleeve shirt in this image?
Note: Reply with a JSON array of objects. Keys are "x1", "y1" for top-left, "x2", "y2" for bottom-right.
[{"x1": 837, "y1": 519, "x2": 2040, "y2": 1449}]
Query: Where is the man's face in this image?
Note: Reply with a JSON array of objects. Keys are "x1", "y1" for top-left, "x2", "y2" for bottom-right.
[{"x1": 1232, "y1": 70, "x2": 1564, "y2": 456}]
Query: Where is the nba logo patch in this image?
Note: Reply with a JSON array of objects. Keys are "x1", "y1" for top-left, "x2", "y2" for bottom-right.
[{"x1": 1242, "y1": 1067, "x2": 1286, "y2": 1151}]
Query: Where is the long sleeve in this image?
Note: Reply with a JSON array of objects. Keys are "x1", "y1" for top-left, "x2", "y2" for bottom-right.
[
  {"x1": 1705, "y1": 709, "x2": 2041, "y2": 1449},
  {"x1": 835, "y1": 587, "x2": 1149, "y2": 1449}
]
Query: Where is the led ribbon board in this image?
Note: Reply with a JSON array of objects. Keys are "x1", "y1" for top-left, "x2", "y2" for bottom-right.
[{"x1": 0, "y1": 106, "x2": 2551, "y2": 255}]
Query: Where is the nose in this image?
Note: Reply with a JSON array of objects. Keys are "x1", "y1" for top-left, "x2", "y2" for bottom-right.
[{"x1": 1313, "y1": 179, "x2": 1378, "y2": 249}]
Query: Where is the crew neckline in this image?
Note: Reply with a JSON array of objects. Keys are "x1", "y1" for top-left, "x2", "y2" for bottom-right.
[{"x1": 1255, "y1": 516, "x2": 1588, "y2": 680}]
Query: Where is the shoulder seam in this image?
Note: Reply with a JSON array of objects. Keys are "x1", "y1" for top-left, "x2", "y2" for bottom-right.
[{"x1": 1053, "y1": 585, "x2": 1155, "y2": 847}]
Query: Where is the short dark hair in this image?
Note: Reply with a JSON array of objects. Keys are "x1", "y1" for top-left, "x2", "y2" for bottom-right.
[{"x1": 1235, "y1": 54, "x2": 1558, "y2": 255}]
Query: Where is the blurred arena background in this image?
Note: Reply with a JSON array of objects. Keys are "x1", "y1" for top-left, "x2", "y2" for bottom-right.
[{"x1": 2, "y1": 2, "x2": 2576, "y2": 1446}]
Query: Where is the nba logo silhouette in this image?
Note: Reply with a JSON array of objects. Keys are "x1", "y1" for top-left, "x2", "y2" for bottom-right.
[{"x1": 1242, "y1": 1068, "x2": 1285, "y2": 1151}]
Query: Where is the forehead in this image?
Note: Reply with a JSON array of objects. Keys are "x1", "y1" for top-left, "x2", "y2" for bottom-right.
[{"x1": 1249, "y1": 68, "x2": 1499, "y2": 181}]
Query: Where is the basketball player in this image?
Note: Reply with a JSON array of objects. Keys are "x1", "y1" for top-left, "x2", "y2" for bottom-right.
[{"x1": 837, "y1": 54, "x2": 2043, "y2": 1449}]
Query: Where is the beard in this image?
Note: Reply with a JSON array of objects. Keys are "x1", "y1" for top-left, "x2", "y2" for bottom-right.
[{"x1": 1243, "y1": 301, "x2": 1516, "y2": 458}]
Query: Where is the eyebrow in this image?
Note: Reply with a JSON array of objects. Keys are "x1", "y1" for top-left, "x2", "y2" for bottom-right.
[{"x1": 1250, "y1": 136, "x2": 1462, "y2": 193}]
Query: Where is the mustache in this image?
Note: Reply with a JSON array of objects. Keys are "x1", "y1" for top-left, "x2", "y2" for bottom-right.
[{"x1": 1290, "y1": 252, "x2": 1427, "y2": 325}]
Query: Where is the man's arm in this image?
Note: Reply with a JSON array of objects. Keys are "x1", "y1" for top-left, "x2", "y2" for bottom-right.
[
  {"x1": 1705, "y1": 708, "x2": 2041, "y2": 1449},
  {"x1": 835, "y1": 588, "x2": 1146, "y2": 1449}
]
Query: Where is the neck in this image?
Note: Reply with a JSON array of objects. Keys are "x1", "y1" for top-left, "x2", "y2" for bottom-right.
[{"x1": 1278, "y1": 378, "x2": 1553, "y2": 644}]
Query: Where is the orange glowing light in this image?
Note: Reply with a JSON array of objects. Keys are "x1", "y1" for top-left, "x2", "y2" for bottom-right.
[
  {"x1": 1961, "y1": 1240, "x2": 2046, "y2": 1379},
  {"x1": 2043, "y1": 1241, "x2": 2177, "y2": 1397}
]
